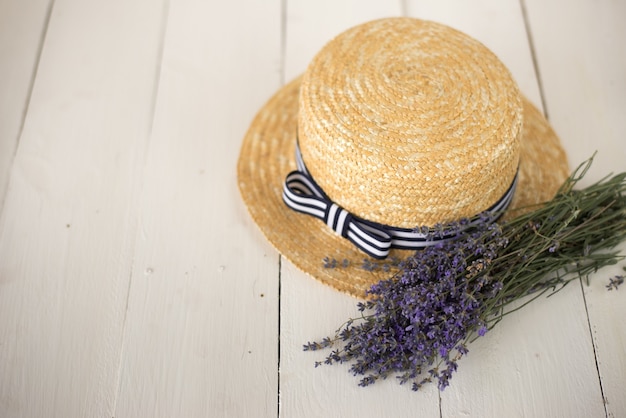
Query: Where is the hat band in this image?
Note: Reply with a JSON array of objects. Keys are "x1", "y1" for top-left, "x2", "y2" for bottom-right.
[{"x1": 282, "y1": 143, "x2": 518, "y2": 259}]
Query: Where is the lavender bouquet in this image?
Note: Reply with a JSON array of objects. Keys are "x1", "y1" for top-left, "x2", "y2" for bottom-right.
[{"x1": 305, "y1": 158, "x2": 626, "y2": 391}]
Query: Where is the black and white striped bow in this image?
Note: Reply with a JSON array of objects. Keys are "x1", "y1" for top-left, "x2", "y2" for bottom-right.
[{"x1": 282, "y1": 144, "x2": 518, "y2": 259}]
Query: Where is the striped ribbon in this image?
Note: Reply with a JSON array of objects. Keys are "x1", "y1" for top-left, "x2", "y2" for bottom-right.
[{"x1": 282, "y1": 144, "x2": 518, "y2": 259}]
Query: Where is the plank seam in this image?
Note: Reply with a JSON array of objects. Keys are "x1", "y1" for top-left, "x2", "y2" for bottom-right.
[
  {"x1": 519, "y1": 0, "x2": 549, "y2": 118},
  {"x1": 143, "y1": 0, "x2": 172, "y2": 160},
  {"x1": 578, "y1": 279, "x2": 609, "y2": 418},
  {"x1": 438, "y1": 388, "x2": 443, "y2": 418},
  {"x1": 0, "y1": 0, "x2": 55, "y2": 212},
  {"x1": 278, "y1": 1, "x2": 286, "y2": 413},
  {"x1": 279, "y1": 0, "x2": 288, "y2": 86},
  {"x1": 111, "y1": 0, "x2": 171, "y2": 415},
  {"x1": 277, "y1": 255, "x2": 283, "y2": 418},
  {"x1": 400, "y1": 0, "x2": 408, "y2": 17},
  {"x1": 112, "y1": 257, "x2": 137, "y2": 418}
]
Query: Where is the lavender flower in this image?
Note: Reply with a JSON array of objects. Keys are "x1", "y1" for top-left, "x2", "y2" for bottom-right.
[
  {"x1": 606, "y1": 275, "x2": 624, "y2": 291},
  {"x1": 305, "y1": 220, "x2": 508, "y2": 391},
  {"x1": 306, "y1": 158, "x2": 626, "y2": 392}
]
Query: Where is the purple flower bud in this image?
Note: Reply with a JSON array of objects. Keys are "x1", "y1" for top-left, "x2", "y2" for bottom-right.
[{"x1": 477, "y1": 325, "x2": 488, "y2": 337}]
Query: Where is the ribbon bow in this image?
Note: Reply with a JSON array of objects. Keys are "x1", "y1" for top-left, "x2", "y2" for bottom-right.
[{"x1": 282, "y1": 144, "x2": 517, "y2": 259}]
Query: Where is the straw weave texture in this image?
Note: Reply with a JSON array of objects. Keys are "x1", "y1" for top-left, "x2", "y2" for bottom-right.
[
  {"x1": 237, "y1": 18, "x2": 569, "y2": 297},
  {"x1": 299, "y1": 18, "x2": 521, "y2": 227}
]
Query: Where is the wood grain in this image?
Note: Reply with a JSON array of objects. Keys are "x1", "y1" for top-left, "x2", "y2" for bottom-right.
[
  {"x1": 0, "y1": 0, "x2": 52, "y2": 207},
  {"x1": 0, "y1": 0, "x2": 623, "y2": 416},
  {"x1": 525, "y1": 0, "x2": 626, "y2": 416},
  {"x1": 112, "y1": 0, "x2": 283, "y2": 417},
  {"x1": 0, "y1": 0, "x2": 166, "y2": 416}
]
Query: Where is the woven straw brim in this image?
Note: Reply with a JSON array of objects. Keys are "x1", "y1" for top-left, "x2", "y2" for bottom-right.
[{"x1": 237, "y1": 76, "x2": 569, "y2": 297}]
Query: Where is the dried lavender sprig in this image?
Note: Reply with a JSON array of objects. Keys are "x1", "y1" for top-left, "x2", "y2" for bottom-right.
[
  {"x1": 306, "y1": 220, "x2": 509, "y2": 390},
  {"x1": 606, "y1": 275, "x2": 624, "y2": 291},
  {"x1": 306, "y1": 156, "x2": 626, "y2": 392},
  {"x1": 485, "y1": 160, "x2": 626, "y2": 319}
]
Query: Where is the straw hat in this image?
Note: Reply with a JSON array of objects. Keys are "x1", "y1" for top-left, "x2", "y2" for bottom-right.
[{"x1": 237, "y1": 17, "x2": 569, "y2": 297}]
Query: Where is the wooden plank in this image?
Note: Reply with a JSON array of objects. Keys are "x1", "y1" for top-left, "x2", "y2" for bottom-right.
[
  {"x1": 0, "y1": 0, "x2": 52, "y2": 206},
  {"x1": 279, "y1": 1, "x2": 441, "y2": 416},
  {"x1": 112, "y1": 0, "x2": 283, "y2": 416},
  {"x1": 281, "y1": 262, "x2": 442, "y2": 417},
  {"x1": 524, "y1": 0, "x2": 626, "y2": 416},
  {"x1": 437, "y1": 286, "x2": 604, "y2": 417},
  {"x1": 406, "y1": 1, "x2": 607, "y2": 416},
  {"x1": 0, "y1": 0, "x2": 167, "y2": 416}
]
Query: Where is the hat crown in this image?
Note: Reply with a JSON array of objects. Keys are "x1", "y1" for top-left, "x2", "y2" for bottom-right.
[{"x1": 297, "y1": 18, "x2": 522, "y2": 228}]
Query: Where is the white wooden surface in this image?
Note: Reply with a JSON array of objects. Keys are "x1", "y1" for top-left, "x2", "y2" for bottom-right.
[{"x1": 0, "y1": 0, "x2": 624, "y2": 417}]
